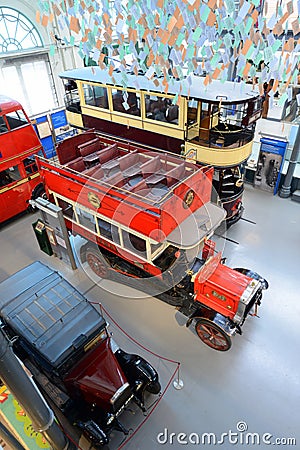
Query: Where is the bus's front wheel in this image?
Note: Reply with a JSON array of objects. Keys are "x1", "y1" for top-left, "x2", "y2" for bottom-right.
[
  {"x1": 86, "y1": 248, "x2": 110, "y2": 279},
  {"x1": 195, "y1": 318, "x2": 232, "y2": 351}
]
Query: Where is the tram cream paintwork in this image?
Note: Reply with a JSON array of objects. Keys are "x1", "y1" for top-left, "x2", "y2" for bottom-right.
[
  {"x1": 66, "y1": 110, "x2": 83, "y2": 128},
  {"x1": 185, "y1": 140, "x2": 253, "y2": 167}
]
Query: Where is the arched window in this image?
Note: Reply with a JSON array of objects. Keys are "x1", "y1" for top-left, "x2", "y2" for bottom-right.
[
  {"x1": 0, "y1": 7, "x2": 58, "y2": 115},
  {"x1": 0, "y1": 7, "x2": 43, "y2": 52}
]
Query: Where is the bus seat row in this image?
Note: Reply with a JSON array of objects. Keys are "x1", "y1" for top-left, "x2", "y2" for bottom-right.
[
  {"x1": 105, "y1": 155, "x2": 186, "y2": 191},
  {"x1": 118, "y1": 151, "x2": 150, "y2": 178},
  {"x1": 98, "y1": 143, "x2": 120, "y2": 171},
  {"x1": 103, "y1": 171, "x2": 125, "y2": 188},
  {"x1": 66, "y1": 158, "x2": 86, "y2": 172},
  {"x1": 165, "y1": 163, "x2": 186, "y2": 187},
  {"x1": 127, "y1": 179, "x2": 148, "y2": 193},
  {"x1": 64, "y1": 142, "x2": 189, "y2": 199},
  {"x1": 78, "y1": 138, "x2": 102, "y2": 157},
  {"x1": 83, "y1": 165, "x2": 104, "y2": 178},
  {"x1": 64, "y1": 142, "x2": 119, "y2": 172}
]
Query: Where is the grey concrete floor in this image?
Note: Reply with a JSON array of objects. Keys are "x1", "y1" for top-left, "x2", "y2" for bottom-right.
[{"x1": 0, "y1": 184, "x2": 299, "y2": 450}]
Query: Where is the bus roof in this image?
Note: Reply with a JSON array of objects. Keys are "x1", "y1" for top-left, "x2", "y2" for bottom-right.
[
  {"x1": 59, "y1": 67, "x2": 260, "y2": 103},
  {"x1": 0, "y1": 95, "x2": 23, "y2": 114}
]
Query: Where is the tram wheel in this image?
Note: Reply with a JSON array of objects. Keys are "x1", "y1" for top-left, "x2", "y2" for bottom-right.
[
  {"x1": 86, "y1": 248, "x2": 109, "y2": 279},
  {"x1": 195, "y1": 318, "x2": 231, "y2": 351}
]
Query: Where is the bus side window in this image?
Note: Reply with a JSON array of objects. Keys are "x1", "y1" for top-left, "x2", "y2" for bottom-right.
[
  {"x1": 23, "y1": 157, "x2": 38, "y2": 175},
  {"x1": 5, "y1": 110, "x2": 28, "y2": 130},
  {"x1": 122, "y1": 230, "x2": 146, "y2": 256},
  {"x1": 0, "y1": 166, "x2": 21, "y2": 187},
  {"x1": 76, "y1": 207, "x2": 97, "y2": 233},
  {"x1": 56, "y1": 197, "x2": 74, "y2": 219},
  {"x1": 97, "y1": 218, "x2": 120, "y2": 244},
  {"x1": 0, "y1": 117, "x2": 8, "y2": 133}
]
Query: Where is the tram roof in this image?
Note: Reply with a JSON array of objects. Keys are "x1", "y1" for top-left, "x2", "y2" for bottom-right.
[
  {"x1": 0, "y1": 95, "x2": 22, "y2": 114},
  {"x1": 59, "y1": 67, "x2": 260, "y2": 104}
]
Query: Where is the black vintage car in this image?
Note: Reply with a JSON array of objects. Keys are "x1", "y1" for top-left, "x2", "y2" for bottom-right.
[{"x1": 0, "y1": 261, "x2": 160, "y2": 447}]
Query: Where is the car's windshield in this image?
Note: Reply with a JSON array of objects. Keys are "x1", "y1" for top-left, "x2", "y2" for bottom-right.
[{"x1": 83, "y1": 328, "x2": 108, "y2": 353}]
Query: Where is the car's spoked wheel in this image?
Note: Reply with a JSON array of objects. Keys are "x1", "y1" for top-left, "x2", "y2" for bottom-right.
[
  {"x1": 86, "y1": 249, "x2": 109, "y2": 279},
  {"x1": 195, "y1": 318, "x2": 231, "y2": 351}
]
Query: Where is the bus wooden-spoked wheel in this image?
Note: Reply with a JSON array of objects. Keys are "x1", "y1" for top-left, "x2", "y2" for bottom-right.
[
  {"x1": 86, "y1": 248, "x2": 109, "y2": 279},
  {"x1": 195, "y1": 318, "x2": 232, "y2": 351}
]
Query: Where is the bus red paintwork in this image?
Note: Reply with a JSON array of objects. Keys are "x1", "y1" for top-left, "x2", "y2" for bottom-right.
[
  {"x1": 0, "y1": 95, "x2": 45, "y2": 223},
  {"x1": 35, "y1": 131, "x2": 268, "y2": 351}
]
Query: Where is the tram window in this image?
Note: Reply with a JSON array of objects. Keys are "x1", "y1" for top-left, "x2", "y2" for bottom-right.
[
  {"x1": 144, "y1": 95, "x2": 170, "y2": 122},
  {"x1": 83, "y1": 84, "x2": 95, "y2": 106},
  {"x1": 5, "y1": 110, "x2": 28, "y2": 130},
  {"x1": 23, "y1": 156, "x2": 38, "y2": 175},
  {"x1": 83, "y1": 84, "x2": 108, "y2": 109},
  {"x1": 65, "y1": 80, "x2": 77, "y2": 92},
  {"x1": 235, "y1": 104, "x2": 245, "y2": 120},
  {"x1": 211, "y1": 104, "x2": 218, "y2": 114},
  {"x1": 112, "y1": 89, "x2": 141, "y2": 116},
  {"x1": 0, "y1": 166, "x2": 21, "y2": 187},
  {"x1": 187, "y1": 99, "x2": 198, "y2": 125},
  {"x1": 219, "y1": 105, "x2": 228, "y2": 120},
  {"x1": 122, "y1": 231, "x2": 146, "y2": 256},
  {"x1": 97, "y1": 218, "x2": 120, "y2": 244},
  {"x1": 57, "y1": 198, "x2": 74, "y2": 219},
  {"x1": 64, "y1": 91, "x2": 81, "y2": 113},
  {"x1": 76, "y1": 207, "x2": 97, "y2": 233},
  {"x1": 165, "y1": 104, "x2": 179, "y2": 124},
  {"x1": 219, "y1": 104, "x2": 238, "y2": 121}
]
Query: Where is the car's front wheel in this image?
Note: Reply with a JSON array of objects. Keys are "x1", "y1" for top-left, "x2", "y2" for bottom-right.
[{"x1": 145, "y1": 380, "x2": 161, "y2": 394}]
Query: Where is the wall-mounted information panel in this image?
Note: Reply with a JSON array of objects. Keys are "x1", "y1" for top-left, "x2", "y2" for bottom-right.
[{"x1": 254, "y1": 138, "x2": 288, "y2": 195}]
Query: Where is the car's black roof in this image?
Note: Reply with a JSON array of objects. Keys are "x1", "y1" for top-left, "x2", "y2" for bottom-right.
[{"x1": 0, "y1": 262, "x2": 106, "y2": 368}]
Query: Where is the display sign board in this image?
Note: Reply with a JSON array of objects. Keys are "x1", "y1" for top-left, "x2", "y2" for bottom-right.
[
  {"x1": 50, "y1": 109, "x2": 68, "y2": 129},
  {"x1": 32, "y1": 109, "x2": 78, "y2": 158},
  {"x1": 255, "y1": 138, "x2": 288, "y2": 195}
]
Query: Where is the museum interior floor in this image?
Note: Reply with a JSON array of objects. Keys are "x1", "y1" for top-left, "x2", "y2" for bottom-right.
[{"x1": 0, "y1": 184, "x2": 299, "y2": 450}]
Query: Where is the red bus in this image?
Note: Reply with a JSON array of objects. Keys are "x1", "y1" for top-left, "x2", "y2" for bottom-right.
[
  {"x1": 36, "y1": 131, "x2": 268, "y2": 351},
  {"x1": 0, "y1": 95, "x2": 45, "y2": 223}
]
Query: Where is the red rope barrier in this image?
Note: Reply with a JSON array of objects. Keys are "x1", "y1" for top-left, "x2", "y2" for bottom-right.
[
  {"x1": 75, "y1": 301, "x2": 183, "y2": 449},
  {"x1": 90, "y1": 301, "x2": 180, "y2": 365},
  {"x1": 117, "y1": 363, "x2": 180, "y2": 450},
  {"x1": 56, "y1": 420, "x2": 85, "y2": 450}
]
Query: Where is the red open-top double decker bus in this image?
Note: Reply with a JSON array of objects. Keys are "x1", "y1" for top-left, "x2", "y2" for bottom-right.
[
  {"x1": 0, "y1": 95, "x2": 45, "y2": 223},
  {"x1": 36, "y1": 131, "x2": 268, "y2": 351}
]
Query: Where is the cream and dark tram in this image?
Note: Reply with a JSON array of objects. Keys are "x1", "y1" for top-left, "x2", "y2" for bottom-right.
[{"x1": 60, "y1": 68, "x2": 262, "y2": 225}]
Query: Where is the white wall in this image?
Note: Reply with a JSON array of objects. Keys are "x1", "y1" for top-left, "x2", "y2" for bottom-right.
[{"x1": 3, "y1": 1, "x2": 84, "y2": 107}]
